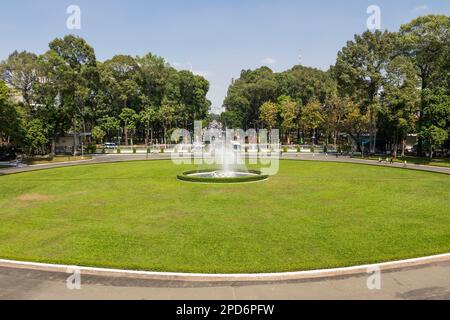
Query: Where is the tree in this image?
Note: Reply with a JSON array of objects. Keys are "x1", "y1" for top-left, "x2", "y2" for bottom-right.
[
  {"x1": 120, "y1": 108, "x2": 138, "y2": 146},
  {"x1": 278, "y1": 96, "x2": 300, "y2": 144},
  {"x1": 33, "y1": 50, "x2": 72, "y2": 155},
  {"x1": 159, "y1": 99, "x2": 176, "y2": 144},
  {"x1": 420, "y1": 126, "x2": 448, "y2": 160},
  {"x1": 220, "y1": 110, "x2": 244, "y2": 129},
  {"x1": 139, "y1": 105, "x2": 159, "y2": 145},
  {"x1": 323, "y1": 93, "x2": 346, "y2": 147},
  {"x1": 340, "y1": 100, "x2": 371, "y2": 154},
  {"x1": 223, "y1": 65, "x2": 335, "y2": 135},
  {"x1": 259, "y1": 101, "x2": 278, "y2": 132},
  {"x1": 399, "y1": 15, "x2": 450, "y2": 155},
  {"x1": 24, "y1": 119, "x2": 48, "y2": 155},
  {"x1": 400, "y1": 15, "x2": 450, "y2": 92},
  {"x1": 35, "y1": 35, "x2": 98, "y2": 155},
  {"x1": 0, "y1": 51, "x2": 39, "y2": 109},
  {"x1": 136, "y1": 53, "x2": 171, "y2": 107},
  {"x1": 92, "y1": 126, "x2": 106, "y2": 144},
  {"x1": 380, "y1": 56, "x2": 420, "y2": 158},
  {"x1": 335, "y1": 30, "x2": 395, "y2": 154},
  {"x1": 99, "y1": 116, "x2": 120, "y2": 142},
  {"x1": 177, "y1": 70, "x2": 211, "y2": 128},
  {"x1": 419, "y1": 88, "x2": 450, "y2": 159},
  {"x1": 49, "y1": 35, "x2": 96, "y2": 71},
  {"x1": 0, "y1": 81, "x2": 23, "y2": 146},
  {"x1": 103, "y1": 55, "x2": 141, "y2": 111},
  {"x1": 223, "y1": 67, "x2": 278, "y2": 129},
  {"x1": 281, "y1": 65, "x2": 335, "y2": 106},
  {"x1": 301, "y1": 99, "x2": 325, "y2": 144}
]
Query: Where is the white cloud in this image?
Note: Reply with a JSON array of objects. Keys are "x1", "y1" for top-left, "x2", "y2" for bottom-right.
[
  {"x1": 262, "y1": 57, "x2": 277, "y2": 65},
  {"x1": 413, "y1": 5, "x2": 429, "y2": 12}
]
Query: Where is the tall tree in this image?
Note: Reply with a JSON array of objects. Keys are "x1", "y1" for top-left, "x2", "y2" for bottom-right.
[
  {"x1": 399, "y1": 15, "x2": 450, "y2": 155},
  {"x1": 139, "y1": 105, "x2": 159, "y2": 145},
  {"x1": 380, "y1": 56, "x2": 420, "y2": 158},
  {"x1": 159, "y1": 98, "x2": 176, "y2": 144},
  {"x1": 0, "y1": 51, "x2": 39, "y2": 109},
  {"x1": 259, "y1": 101, "x2": 278, "y2": 133},
  {"x1": 278, "y1": 95, "x2": 300, "y2": 144},
  {"x1": 23, "y1": 119, "x2": 48, "y2": 155},
  {"x1": 323, "y1": 93, "x2": 346, "y2": 147},
  {"x1": 119, "y1": 108, "x2": 138, "y2": 146},
  {"x1": 420, "y1": 88, "x2": 450, "y2": 159},
  {"x1": 0, "y1": 81, "x2": 23, "y2": 146},
  {"x1": 223, "y1": 67, "x2": 278, "y2": 129},
  {"x1": 36, "y1": 35, "x2": 98, "y2": 155},
  {"x1": 99, "y1": 116, "x2": 121, "y2": 142},
  {"x1": 340, "y1": 101, "x2": 371, "y2": 154},
  {"x1": 301, "y1": 99, "x2": 325, "y2": 144},
  {"x1": 335, "y1": 30, "x2": 395, "y2": 154},
  {"x1": 137, "y1": 53, "x2": 171, "y2": 107},
  {"x1": 400, "y1": 15, "x2": 450, "y2": 92}
]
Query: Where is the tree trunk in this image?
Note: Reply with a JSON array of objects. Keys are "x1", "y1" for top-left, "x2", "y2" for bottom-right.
[
  {"x1": 392, "y1": 142, "x2": 398, "y2": 159},
  {"x1": 372, "y1": 128, "x2": 377, "y2": 155},
  {"x1": 51, "y1": 138, "x2": 56, "y2": 156},
  {"x1": 73, "y1": 117, "x2": 79, "y2": 156},
  {"x1": 369, "y1": 109, "x2": 374, "y2": 155},
  {"x1": 124, "y1": 125, "x2": 129, "y2": 146},
  {"x1": 392, "y1": 129, "x2": 398, "y2": 159},
  {"x1": 145, "y1": 128, "x2": 150, "y2": 146},
  {"x1": 401, "y1": 138, "x2": 406, "y2": 157}
]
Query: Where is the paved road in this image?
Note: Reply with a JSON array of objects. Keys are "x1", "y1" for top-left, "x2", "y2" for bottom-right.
[
  {"x1": 1, "y1": 154, "x2": 449, "y2": 300},
  {"x1": 1, "y1": 153, "x2": 449, "y2": 175},
  {"x1": 1, "y1": 261, "x2": 450, "y2": 300}
]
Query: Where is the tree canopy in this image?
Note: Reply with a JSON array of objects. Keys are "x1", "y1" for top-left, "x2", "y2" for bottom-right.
[
  {"x1": 0, "y1": 35, "x2": 211, "y2": 154},
  {"x1": 1, "y1": 14, "x2": 449, "y2": 158}
]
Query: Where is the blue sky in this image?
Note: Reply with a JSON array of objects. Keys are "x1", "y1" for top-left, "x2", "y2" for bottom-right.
[{"x1": 1, "y1": 1, "x2": 449, "y2": 112}]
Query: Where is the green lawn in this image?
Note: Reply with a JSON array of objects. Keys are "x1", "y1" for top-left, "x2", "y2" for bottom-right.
[{"x1": 0, "y1": 160, "x2": 449, "y2": 273}]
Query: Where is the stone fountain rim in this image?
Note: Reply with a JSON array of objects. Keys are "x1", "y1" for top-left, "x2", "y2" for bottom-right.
[{"x1": 177, "y1": 169, "x2": 269, "y2": 184}]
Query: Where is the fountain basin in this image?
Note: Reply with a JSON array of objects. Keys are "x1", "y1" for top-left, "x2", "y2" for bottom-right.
[{"x1": 178, "y1": 169, "x2": 268, "y2": 184}]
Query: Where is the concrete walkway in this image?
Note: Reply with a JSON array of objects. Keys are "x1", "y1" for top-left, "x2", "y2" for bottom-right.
[
  {"x1": 1, "y1": 260, "x2": 450, "y2": 300},
  {"x1": 0, "y1": 154, "x2": 449, "y2": 300},
  {"x1": 1, "y1": 153, "x2": 449, "y2": 175}
]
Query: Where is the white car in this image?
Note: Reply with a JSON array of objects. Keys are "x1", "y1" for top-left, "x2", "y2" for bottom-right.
[{"x1": 104, "y1": 143, "x2": 117, "y2": 149}]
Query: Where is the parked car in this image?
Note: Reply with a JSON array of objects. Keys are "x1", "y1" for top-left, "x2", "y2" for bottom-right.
[{"x1": 104, "y1": 143, "x2": 117, "y2": 149}]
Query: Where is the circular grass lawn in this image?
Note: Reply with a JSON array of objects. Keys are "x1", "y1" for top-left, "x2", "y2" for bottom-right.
[{"x1": 0, "y1": 160, "x2": 449, "y2": 273}]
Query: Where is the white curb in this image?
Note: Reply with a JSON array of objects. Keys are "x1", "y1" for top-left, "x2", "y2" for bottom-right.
[{"x1": 1, "y1": 253, "x2": 449, "y2": 282}]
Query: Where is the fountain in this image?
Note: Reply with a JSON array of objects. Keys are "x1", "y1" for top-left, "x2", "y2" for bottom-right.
[{"x1": 177, "y1": 127, "x2": 268, "y2": 183}]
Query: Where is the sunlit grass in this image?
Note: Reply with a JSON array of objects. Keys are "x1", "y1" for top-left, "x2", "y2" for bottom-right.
[{"x1": 0, "y1": 160, "x2": 449, "y2": 273}]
